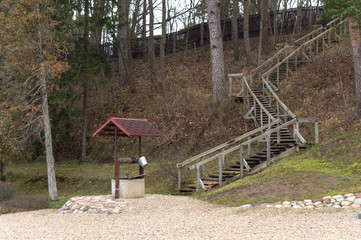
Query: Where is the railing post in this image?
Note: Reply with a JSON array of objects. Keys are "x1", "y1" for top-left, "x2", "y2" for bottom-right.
[
  {"x1": 240, "y1": 145, "x2": 244, "y2": 178},
  {"x1": 277, "y1": 122, "x2": 281, "y2": 144},
  {"x1": 315, "y1": 121, "x2": 319, "y2": 144},
  {"x1": 267, "y1": 131, "x2": 271, "y2": 166},
  {"x1": 200, "y1": 157, "x2": 204, "y2": 178},
  {"x1": 295, "y1": 55, "x2": 298, "y2": 69},
  {"x1": 218, "y1": 155, "x2": 223, "y2": 187},
  {"x1": 195, "y1": 165, "x2": 200, "y2": 192},
  {"x1": 277, "y1": 55, "x2": 280, "y2": 84},
  {"x1": 286, "y1": 58, "x2": 289, "y2": 76},
  {"x1": 247, "y1": 136, "x2": 251, "y2": 155},
  {"x1": 177, "y1": 165, "x2": 181, "y2": 192},
  {"x1": 221, "y1": 148, "x2": 225, "y2": 167},
  {"x1": 260, "y1": 107, "x2": 263, "y2": 126},
  {"x1": 229, "y1": 76, "x2": 233, "y2": 100},
  {"x1": 316, "y1": 37, "x2": 319, "y2": 54}
]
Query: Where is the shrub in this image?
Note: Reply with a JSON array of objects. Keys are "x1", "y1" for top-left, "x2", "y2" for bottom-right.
[
  {"x1": 0, "y1": 196, "x2": 49, "y2": 214},
  {"x1": 0, "y1": 182, "x2": 16, "y2": 201}
]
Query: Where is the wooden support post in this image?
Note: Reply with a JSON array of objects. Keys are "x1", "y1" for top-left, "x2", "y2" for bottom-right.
[
  {"x1": 114, "y1": 128, "x2": 120, "y2": 199},
  {"x1": 200, "y1": 157, "x2": 204, "y2": 178},
  {"x1": 221, "y1": 148, "x2": 225, "y2": 167},
  {"x1": 247, "y1": 136, "x2": 251, "y2": 155},
  {"x1": 276, "y1": 55, "x2": 280, "y2": 84},
  {"x1": 277, "y1": 123, "x2": 281, "y2": 144},
  {"x1": 218, "y1": 155, "x2": 223, "y2": 187},
  {"x1": 267, "y1": 132, "x2": 271, "y2": 166},
  {"x1": 295, "y1": 55, "x2": 298, "y2": 69},
  {"x1": 316, "y1": 38, "x2": 319, "y2": 54},
  {"x1": 260, "y1": 107, "x2": 263, "y2": 126},
  {"x1": 177, "y1": 166, "x2": 181, "y2": 192},
  {"x1": 286, "y1": 58, "x2": 289, "y2": 76},
  {"x1": 229, "y1": 76, "x2": 232, "y2": 100},
  {"x1": 315, "y1": 121, "x2": 319, "y2": 144},
  {"x1": 240, "y1": 145, "x2": 244, "y2": 178},
  {"x1": 195, "y1": 165, "x2": 200, "y2": 192}
]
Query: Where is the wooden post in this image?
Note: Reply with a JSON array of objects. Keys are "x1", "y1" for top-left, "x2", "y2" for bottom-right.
[
  {"x1": 139, "y1": 136, "x2": 144, "y2": 175},
  {"x1": 247, "y1": 136, "x2": 251, "y2": 154},
  {"x1": 200, "y1": 157, "x2": 204, "y2": 178},
  {"x1": 177, "y1": 166, "x2": 181, "y2": 192},
  {"x1": 295, "y1": 55, "x2": 298, "y2": 69},
  {"x1": 260, "y1": 107, "x2": 263, "y2": 126},
  {"x1": 315, "y1": 121, "x2": 319, "y2": 144},
  {"x1": 316, "y1": 37, "x2": 319, "y2": 54},
  {"x1": 195, "y1": 165, "x2": 200, "y2": 192},
  {"x1": 114, "y1": 128, "x2": 120, "y2": 199},
  {"x1": 267, "y1": 132, "x2": 271, "y2": 166},
  {"x1": 221, "y1": 148, "x2": 225, "y2": 167},
  {"x1": 276, "y1": 55, "x2": 280, "y2": 84},
  {"x1": 218, "y1": 155, "x2": 223, "y2": 186},
  {"x1": 286, "y1": 58, "x2": 289, "y2": 76},
  {"x1": 277, "y1": 122, "x2": 281, "y2": 144},
  {"x1": 229, "y1": 76, "x2": 232, "y2": 99},
  {"x1": 240, "y1": 145, "x2": 244, "y2": 178}
]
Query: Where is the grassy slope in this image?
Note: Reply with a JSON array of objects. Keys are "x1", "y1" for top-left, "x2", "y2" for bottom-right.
[{"x1": 196, "y1": 41, "x2": 361, "y2": 206}]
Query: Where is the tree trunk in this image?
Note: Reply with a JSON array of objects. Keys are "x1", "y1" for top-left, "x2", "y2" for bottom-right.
[
  {"x1": 160, "y1": 0, "x2": 166, "y2": 95},
  {"x1": 232, "y1": 0, "x2": 239, "y2": 61},
  {"x1": 349, "y1": 18, "x2": 361, "y2": 120},
  {"x1": 261, "y1": 0, "x2": 270, "y2": 54},
  {"x1": 148, "y1": 0, "x2": 157, "y2": 86},
  {"x1": 118, "y1": 0, "x2": 130, "y2": 85},
  {"x1": 36, "y1": 2, "x2": 58, "y2": 201},
  {"x1": 243, "y1": 0, "x2": 253, "y2": 65},
  {"x1": 80, "y1": 84, "x2": 87, "y2": 163},
  {"x1": 272, "y1": 0, "x2": 279, "y2": 47},
  {"x1": 0, "y1": 161, "x2": 6, "y2": 181},
  {"x1": 142, "y1": 0, "x2": 147, "y2": 61},
  {"x1": 279, "y1": 0, "x2": 287, "y2": 41},
  {"x1": 207, "y1": 0, "x2": 226, "y2": 105}
]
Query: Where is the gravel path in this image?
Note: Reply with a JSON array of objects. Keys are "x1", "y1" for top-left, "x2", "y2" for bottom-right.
[{"x1": 1, "y1": 195, "x2": 361, "y2": 240}]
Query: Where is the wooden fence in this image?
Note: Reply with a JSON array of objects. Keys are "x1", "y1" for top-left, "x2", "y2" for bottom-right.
[{"x1": 103, "y1": 6, "x2": 329, "y2": 59}]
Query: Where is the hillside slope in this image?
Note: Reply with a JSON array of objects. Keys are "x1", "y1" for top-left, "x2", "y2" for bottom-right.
[{"x1": 197, "y1": 41, "x2": 361, "y2": 205}]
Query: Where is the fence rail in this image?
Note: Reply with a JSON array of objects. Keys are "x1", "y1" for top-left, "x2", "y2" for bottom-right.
[{"x1": 104, "y1": 7, "x2": 328, "y2": 59}]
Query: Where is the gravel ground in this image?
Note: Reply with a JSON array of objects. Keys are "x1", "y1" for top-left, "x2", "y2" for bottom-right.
[{"x1": 1, "y1": 195, "x2": 361, "y2": 240}]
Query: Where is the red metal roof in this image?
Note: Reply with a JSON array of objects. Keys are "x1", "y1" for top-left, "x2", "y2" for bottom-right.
[{"x1": 92, "y1": 118, "x2": 164, "y2": 137}]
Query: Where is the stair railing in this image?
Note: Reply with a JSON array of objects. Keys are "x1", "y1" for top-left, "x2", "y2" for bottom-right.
[
  {"x1": 249, "y1": 45, "x2": 291, "y2": 88},
  {"x1": 187, "y1": 118, "x2": 306, "y2": 192},
  {"x1": 242, "y1": 76, "x2": 277, "y2": 126},
  {"x1": 176, "y1": 120, "x2": 281, "y2": 192}
]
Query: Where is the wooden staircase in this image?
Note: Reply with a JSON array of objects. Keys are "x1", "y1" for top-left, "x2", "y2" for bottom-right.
[{"x1": 177, "y1": 18, "x2": 348, "y2": 193}]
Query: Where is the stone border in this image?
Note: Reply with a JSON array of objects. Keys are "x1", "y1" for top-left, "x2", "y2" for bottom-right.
[{"x1": 239, "y1": 193, "x2": 361, "y2": 209}]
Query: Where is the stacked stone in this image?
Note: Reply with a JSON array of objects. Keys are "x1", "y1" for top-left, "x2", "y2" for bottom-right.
[
  {"x1": 239, "y1": 193, "x2": 361, "y2": 209},
  {"x1": 57, "y1": 195, "x2": 130, "y2": 214}
]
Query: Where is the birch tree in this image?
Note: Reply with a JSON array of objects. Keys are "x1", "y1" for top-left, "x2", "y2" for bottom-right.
[{"x1": 0, "y1": 0, "x2": 69, "y2": 200}]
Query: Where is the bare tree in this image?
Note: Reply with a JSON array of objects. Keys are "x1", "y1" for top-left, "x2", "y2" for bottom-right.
[
  {"x1": 142, "y1": 0, "x2": 147, "y2": 61},
  {"x1": 149, "y1": 0, "x2": 157, "y2": 86},
  {"x1": 232, "y1": 0, "x2": 239, "y2": 61},
  {"x1": 160, "y1": 0, "x2": 167, "y2": 94},
  {"x1": 261, "y1": 0, "x2": 270, "y2": 54},
  {"x1": 242, "y1": 0, "x2": 253, "y2": 65},
  {"x1": 36, "y1": 1, "x2": 58, "y2": 201},
  {"x1": 118, "y1": 0, "x2": 131, "y2": 85},
  {"x1": 207, "y1": 0, "x2": 226, "y2": 105}
]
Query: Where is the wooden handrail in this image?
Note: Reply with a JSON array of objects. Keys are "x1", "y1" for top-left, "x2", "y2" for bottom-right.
[
  {"x1": 251, "y1": 45, "x2": 291, "y2": 74},
  {"x1": 262, "y1": 77, "x2": 296, "y2": 119},
  {"x1": 243, "y1": 76, "x2": 277, "y2": 122},
  {"x1": 177, "y1": 119, "x2": 280, "y2": 169},
  {"x1": 189, "y1": 119, "x2": 296, "y2": 170}
]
